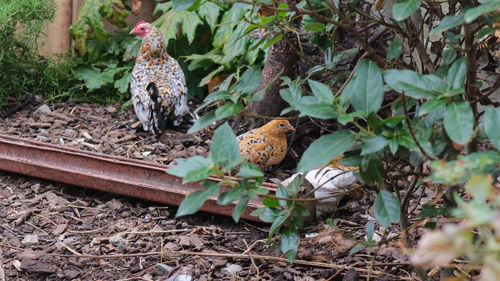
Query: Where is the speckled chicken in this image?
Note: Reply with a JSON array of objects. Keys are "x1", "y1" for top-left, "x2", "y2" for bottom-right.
[
  {"x1": 130, "y1": 21, "x2": 189, "y2": 134},
  {"x1": 237, "y1": 119, "x2": 294, "y2": 169}
]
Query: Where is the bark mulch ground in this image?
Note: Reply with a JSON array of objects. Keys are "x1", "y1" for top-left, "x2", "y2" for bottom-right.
[{"x1": 0, "y1": 102, "x2": 419, "y2": 280}]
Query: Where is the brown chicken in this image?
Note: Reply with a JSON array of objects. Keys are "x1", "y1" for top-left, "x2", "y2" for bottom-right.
[{"x1": 237, "y1": 119, "x2": 294, "y2": 169}]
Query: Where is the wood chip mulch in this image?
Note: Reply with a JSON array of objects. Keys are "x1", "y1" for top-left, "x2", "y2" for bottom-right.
[{"x1": 0, "y1": 102, "x2": 420, "y2": 280}]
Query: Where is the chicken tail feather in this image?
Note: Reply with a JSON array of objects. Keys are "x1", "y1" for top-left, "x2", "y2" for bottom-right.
[{"x1": 147, "y1": 82, "x2": 168, "y2": 134}]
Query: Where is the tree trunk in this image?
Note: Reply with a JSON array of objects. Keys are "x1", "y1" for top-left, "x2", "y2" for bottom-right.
[{"x1": 249, "y1": 34, "x2": 299, "y2": 127}]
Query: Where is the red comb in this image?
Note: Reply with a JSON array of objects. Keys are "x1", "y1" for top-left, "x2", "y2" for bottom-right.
[{"x1": 134, "y1": 21, "x2": 146, "y2": 29}]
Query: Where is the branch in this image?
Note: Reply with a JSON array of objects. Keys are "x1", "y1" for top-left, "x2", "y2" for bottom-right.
[
  {"x1": 402, "y1": 93, "x2": 435, "y2": 161},
  {"x1": 404, "y1": 19, "x2": 436, "y2": 74}
]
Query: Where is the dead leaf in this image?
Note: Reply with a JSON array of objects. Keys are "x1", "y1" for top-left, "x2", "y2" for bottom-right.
[
  {"x1": 132, "y1": 0, "x2": 142, "y2": 15},
  {"x1": 16, "y1": 250, "x2": 43, "y2": 260},
  {"x1": 21, "y1": 259, "x2": 58, "y2": 273},
  {"x1": 52, "y1": 224, "x2": 68, "y2": 235}
]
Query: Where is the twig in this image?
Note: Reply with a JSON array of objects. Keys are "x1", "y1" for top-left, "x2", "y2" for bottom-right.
[
  {"x1": 50, "y1": 252, "x2": 161, "y2": 258},
  {"x1": 0, "y1": 258, "x2": 5, "y2": 281},
  {"x1": 471, "y1": 77, "x2": 500, "y2": 105},
  {"x1": 334, "y1": 52, "x2": 369, "y2": 98},
  {"x1": 2, "y1": 96, "x2": 32, "y2": 119},
  {"x1": 59, "y1": 242, "x2": 82, "y2": 256},
  {"x1": 14, "y1": 210, "x2": 32, "y2": 226},
  {"x1": 240, "y1": 109, "x2": 298, "y2": 120},
  {"x1": 259, "y1": 184, "x2": 362, "y2": 202},
  {"x1": 326, "y1": 269, "x2": 344, "y2": 281},
  {"x1": 402, "y1": 93, "x2": 434, "y2": 161},
  {"x1": 159, "y1": 250, "x2": 414, "y2": 280},
  {"x1": 367, "y1": 228, "x2": 387, "y2": 281},
  {"x1": 116, "y1": 229, "x2": 191, "y2": 235}
]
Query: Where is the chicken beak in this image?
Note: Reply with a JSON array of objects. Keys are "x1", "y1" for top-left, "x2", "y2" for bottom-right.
[{"x1": 130, "y1": 29, "x2": 137, "y2": 35}]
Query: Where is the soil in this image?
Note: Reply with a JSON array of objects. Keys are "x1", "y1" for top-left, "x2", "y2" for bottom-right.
[{"x1": 0, "y1": 102, "x2": 420, "y2": 280}]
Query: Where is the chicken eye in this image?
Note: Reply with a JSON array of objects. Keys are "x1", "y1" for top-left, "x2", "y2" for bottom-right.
[
  {"x1": 140, "y1": 27, "x2": 144, "y2": 30},
  {"x1": 279, "y1": 123, "x2": 284, "y2": 127}
]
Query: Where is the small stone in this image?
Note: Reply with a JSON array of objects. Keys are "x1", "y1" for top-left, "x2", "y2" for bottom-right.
[
  {"x1": 64, "y1": 269, "x2": 80, "y2": 279},
  {"x1": 39, "y1": 129, "x2": 49, "y2": 136},
  {"x1": 223, "y1": 264, "x2": 242, "y2": 276},
  {"x1": 33, "y1": 104, "x2": 52, "y2": 115},
  {"x1": 109, "y1": 234, "x2": 128, "y2": 247},
  {"x1": 105, "y1": 106, "x2": 117, "y2": 113},
  {"x1": 21, "y1": 234, "x2": 38, "y2": 246},
  {"x1": 81, "y1": 131, "x2": 93, "y2": 140},
  {"x1": 31, "y1": 183, "x2": 41, "y2": 194},
  {"x1": 63, "y1": 128, "x2": 76, "y2": 137},
  {"x1": 12, "y1": 260, "x2": 22, "y2": 271},
  {"x1": 167, "y1": 274, "x2": 192, "y2": 281},
  {"x1": 154, "y1": 263, "x2": 174, "y2": 276}
]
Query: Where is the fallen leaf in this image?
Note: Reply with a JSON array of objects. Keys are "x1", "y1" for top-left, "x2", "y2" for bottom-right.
[{"x1": 132, "y1": 0, "x2": 142, "y2": 15}]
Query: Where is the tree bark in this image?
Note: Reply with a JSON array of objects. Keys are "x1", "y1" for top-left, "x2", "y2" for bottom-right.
[{"x1": 249, "y1": 34, "x2": 299, "y2": 127}]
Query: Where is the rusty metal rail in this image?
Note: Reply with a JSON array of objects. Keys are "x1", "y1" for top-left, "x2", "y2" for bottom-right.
[{"x1": 0, "y1": 134, "x2": 275, "y2": 222}]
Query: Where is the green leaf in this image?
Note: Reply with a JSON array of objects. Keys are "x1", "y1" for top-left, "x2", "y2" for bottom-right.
[
  {"x1": 465, "y1": 1, "x2": 500, "y2": 23},
  {"x1": 430, "y1": 14, "x2": 465, "y2": 35},
  {"x1": 114, "y1": 72, "x2": 131, "y2": 94},
  {"x1": 176, "y1": 181, "x2": 220, "y2": 217},
  {"x1": 387, "y1": 39, "x2": 403, "y2": 59},
  {"x1": 360, "y1": 154, "x2": 384, "y2": 185},
  {"x1": 384, "y1": 70, "x2": 445, "y2": 99},
  {"x1": 232, "y1": 197, "x2": 249, "y2": 223},
  {"x1": 188, "y1": 111, "x2": 218, "y2": 133},
  {"x1": 198, "y1": 1, "x2": 221, "y2": 30},
  {"x1": 269, "y1": 211, "x2": 290, "y2": 239},
  {"x1": 181, "y1": 12, "x2": 204, "y2": 44},
  {"x1": 338, "y1": 111, "x2": 366, "y2": 125},
  {"x1": 280, "y1": 82, "x2": 303, "y2": 110},
  {"x1": 172, "y1": 0, "x2": 198, "y2": 11},
  {"x1": 393, "y1": 0, "x2": 421, "y2": 21},
  {"x1": 465, "y1": 174, "x2": 492, "y2": 203},
  {"x1": 361, "y1": 136, "x2": 389, "y2": 155},
  {"x1": 379, "y1": 115, "x2": 405, "y2": 127},
  {"x1": 198, "y1": 65, "x2": 225, "y2": 87},
  {"x1": 75, "y1": 66, "x2": 113, "y2": 91},
  {"x1": 304, "y1": 22, "x2": 326, "y2": 32},
  {"x1": 443, "y1": 100, "x2": 474, "y2": 145},
  {"x1": 232, "y1": 66, "x2": 262, "y2": 94},
  {"x1": 442, "y1": 49, "x2": 457, "y2": 65},
  {"x1": 211, "y1": 122, "x2": 241, "y2": 169},
  {"x1": 298, "y1": 130, "x2": 356, "y2": 172},
  {"x1": 167, "y1": 156, "x2": 213, "y2": 178},
  {"x1": 215, "y1": 102, "x2": 243, "y2": 119},
  {"x1": 297, "y1": 103, "x2": 339, "y2": 119},
  {"x1": 236, "y1": 162, "x2": 264, "y2": 178},
  {"x1": 262, "y1": 198, "x2": 280, "y2": 208},
  {"x1": 418, "y1": 98, "x2": 447, "y2": 116},
  {"x1": 367, "y1": 112, "x2": 381, "y2": 134},
  {"x1": 218, "y1": 186, "x2": 245, "y2": 205},
  {"x1": 276, "y1": 184, "x2": 289, "y2": 207},
  {"x1": 374, "y1": 190, "x2": 401, "y2": 227},
  {"x1": 447, "y1": 57, "x2": 466, "y2": 90},
  {"x1": 308, "y1": 80, "x2": 334, "y2": 104},
  {"x1": 343, "y1": 60, "x2": 384, "y2": 114},
  {"x1": 281, "y1": 227, "x2": 298, "y2": 262},
  {"x1": 263, "y1": 33, "x2": 283, "y2": 49},
  {"x1": 250, "y1": 207, "x2": 267, "y2": 218},
  {"x1": 483, "y1": 106, "x2": 500, "y2": 150},
  {"x1": 333, "y1": 48, "x2": 359, "y2": 63},
  {"x1": 349, "y1": 244, "x2": 365, "y2": 255},
  {"x1": 366, "y1": 221, "x2": 375, "y2": 241},
  {"x1": 183, "y1": 166, "x2": 215, "y2": 183}
]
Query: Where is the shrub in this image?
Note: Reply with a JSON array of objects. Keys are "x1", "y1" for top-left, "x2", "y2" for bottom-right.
[{"x1": 0, "y1": 0, "x2": 73, "y2": 107}]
